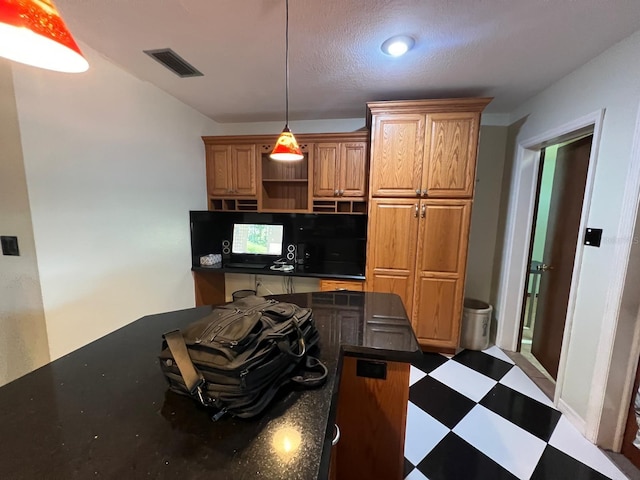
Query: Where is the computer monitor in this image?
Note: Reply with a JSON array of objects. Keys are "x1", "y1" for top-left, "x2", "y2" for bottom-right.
[{"x1": 231, "y1": 223, "x2": 284, "y2": 256}]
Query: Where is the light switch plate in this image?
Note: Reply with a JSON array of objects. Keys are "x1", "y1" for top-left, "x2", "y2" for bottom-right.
[
  {"x1": 1, "y1": 236, "x2": 20, "y2": 256},
  {"x1": 584, "y1": 228, "x2": 602, "y2": 247}
]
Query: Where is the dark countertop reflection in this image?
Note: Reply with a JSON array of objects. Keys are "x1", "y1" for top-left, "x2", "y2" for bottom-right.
[{"x1": 0, "y1": 292, "x2": 419, "y2": 479}]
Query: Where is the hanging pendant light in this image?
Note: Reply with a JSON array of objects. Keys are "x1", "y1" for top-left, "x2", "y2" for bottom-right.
[
  {"x1": 270, "y1": 0, "x2": 303, "y2": 162},
  {"x1": 0, "y1": 0, "x2": 89, "y2": 73}
]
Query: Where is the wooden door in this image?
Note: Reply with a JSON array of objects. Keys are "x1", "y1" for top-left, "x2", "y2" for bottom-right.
[
  {"x1": 206, "y1": 145, "x2": 232, "y2": 196},
  {"x1": 423, "y1": 112, "x2": 479, "y2": 198},
  {"x1": 413, "y1": 200, "x2": 471, "y2": 349},
  {"x1": 230, "y1": 145, "x2": 256, "y2": 195},
  {"x1": 366, "y1": 199, "x2": 420, "y2": 314},
  {"x1": 314, "y1": 143, "x2": 339, "y2": 197},
  {"x1": 369, "y1": 114, "x2": 425, "y2": 197},
  {"x1": 339, "y1": 142, "x2": 367, "y2": 197},
  {"x1": 531, "y1": 136, "x2": 592, "y2": 379}
]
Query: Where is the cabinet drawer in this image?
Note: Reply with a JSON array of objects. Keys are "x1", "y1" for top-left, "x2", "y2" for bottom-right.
[{"x1": 320, "y1": 280, "x2": 364, "y2": 292}]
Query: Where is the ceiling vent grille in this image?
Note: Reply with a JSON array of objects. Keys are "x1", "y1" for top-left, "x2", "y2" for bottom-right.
[{"x1": 143, "y1": 48, "x2": 203, "y2": 78}]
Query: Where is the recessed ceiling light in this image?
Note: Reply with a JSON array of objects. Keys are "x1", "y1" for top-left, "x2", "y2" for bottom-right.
[{"x1": 381, "y1": 35, "x2": 415, "y2": 57}]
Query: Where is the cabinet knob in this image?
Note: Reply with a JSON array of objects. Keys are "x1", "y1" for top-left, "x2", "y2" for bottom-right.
[
  {"x1": 422, "y1": 188, "x2": 428, "y2": 197},
  {"x1": 421, "y1": 204, "x2": 426, "y2": 218},
  {"x1": 334, "y1": 190, "x2": 339, "y2": 196},
  {"x1": 339, "y1": 190, "x2": 344, "y2": 196},
  {"x1": 414, "y1": 204, "x2": 419, "y2": 218},
  {"x1": 415, "y1": 189, "x2": 421, "y2": 196}
]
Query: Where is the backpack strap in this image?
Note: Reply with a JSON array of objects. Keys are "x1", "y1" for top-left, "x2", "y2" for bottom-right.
[
  {"x1": 163, "y1": 330, "x2": 205, "y2": 400},
  {"x1": 291, "y1": 355, "x2": 328, "y2": 388}
]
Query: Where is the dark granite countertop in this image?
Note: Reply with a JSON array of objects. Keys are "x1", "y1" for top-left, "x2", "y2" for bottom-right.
[{"x1": 0, "y1": 292, "x2": 419, "y2": 479}]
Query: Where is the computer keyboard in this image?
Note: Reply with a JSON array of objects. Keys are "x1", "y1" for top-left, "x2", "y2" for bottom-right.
[{"x1": 225, "y1": 262, "x2": 268, "y2": 269}]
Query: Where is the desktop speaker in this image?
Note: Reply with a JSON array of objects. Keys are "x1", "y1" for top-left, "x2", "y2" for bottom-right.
[
  {"x1": 286, "y1": 244, "x2": 296, "y2": 263},
  {"x1": 296, "y1": 244, "x2": 306, "y2": 265},
  {"x1": 222, "y1": 239, "x2": 231, "y2": 262}
]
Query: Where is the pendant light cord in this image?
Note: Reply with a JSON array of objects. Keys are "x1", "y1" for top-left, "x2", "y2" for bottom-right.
[{"x1": 285, "y1": 0, "x2": 290, "y2": 127}]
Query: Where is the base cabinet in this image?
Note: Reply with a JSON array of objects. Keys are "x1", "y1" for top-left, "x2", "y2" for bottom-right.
[
  {"x1": 332, "y1": 356, "x2": 410, "y2": 480},
  {"x1": 366, "y1": 198, "x2": 471, "y2": 350}
]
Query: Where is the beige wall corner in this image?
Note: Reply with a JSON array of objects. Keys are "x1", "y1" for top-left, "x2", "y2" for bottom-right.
[
  {"x1": 465, "y1": 125, "x2": 509, "y2": 304},
  {"x1": 0, "y1": 59, "x2": 50, "y2": 387}
]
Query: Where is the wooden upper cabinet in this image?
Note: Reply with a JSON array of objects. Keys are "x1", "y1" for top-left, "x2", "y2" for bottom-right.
[
  {"x1": 203, "y1": 132, "x2": 367, "y2": 214},
  {"x1": 339, "y1": 142, "x2": 367, "y2": 197},
  {"x1": 231, "y1": 144, "x2": 257, "y2": 195},
  {"x1": 369, "y1": 114, "x2": 424, "y2": 197},
  {"x1": 206, "y1": 145, "x2": 232, "y2": 196},
  {"x1": 205, "y1": 144, "x2": 256, "y2": 197},
  {"x1": 314, "y1": 143, "x2": 339, "y2": 197},
  {"x1": 314, "y1": 141, "x2": 367, "y2": 198},
  {"x1": 368, "y1": 99, "x2": 490, "y2": 199},
  {"x1": 423, "y1": 112, "x2": 479, "y2": 198}
]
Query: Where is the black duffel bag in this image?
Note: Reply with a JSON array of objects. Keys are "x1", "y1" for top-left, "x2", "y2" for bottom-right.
[{"x1": 159, "y1": 295, "x2": 327, "y2": 420}]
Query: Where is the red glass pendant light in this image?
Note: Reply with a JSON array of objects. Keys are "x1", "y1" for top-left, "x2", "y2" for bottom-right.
[
  {"x1": 270, "y1": 0, "x2": 303, "y2": 162},
  {"x1": 0, "y1": 0, "x2": 88, "y2": 73}
]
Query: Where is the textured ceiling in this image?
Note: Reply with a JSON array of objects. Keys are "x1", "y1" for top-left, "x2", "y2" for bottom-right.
[{"x1": 57, "y1": 0, "x2": 640, "y2": 123}]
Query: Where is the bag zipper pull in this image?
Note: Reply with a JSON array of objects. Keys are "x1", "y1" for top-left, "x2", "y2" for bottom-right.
[
  {"x1": 211, "y1": 408, "x2": 227, "y2": 421},
  {"x1": 240, "y1": 369, "x2": 248, "y2": 388}
]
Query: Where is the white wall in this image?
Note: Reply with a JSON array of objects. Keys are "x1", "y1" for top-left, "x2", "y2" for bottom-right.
[
  {"x1": 11, "y1": 44, "x2": 218, "y2": 360},
  {"x1": 502, "y1": 29, "x2": 640, "y2": 424},
  {"x1": 0, "y1": 60, "x2": 50, "y2": 386},
  {"x1": 217, "y1": 118, "x2": 366, "y2": 135}
]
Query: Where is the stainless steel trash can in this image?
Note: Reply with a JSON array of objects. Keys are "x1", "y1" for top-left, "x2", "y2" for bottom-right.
[
  {"x1": 232, "y1": 289, "x2": 256, "y2": 301},
  {"x1": 460, "y1": 298, "x2": 492, "y2": 351}
]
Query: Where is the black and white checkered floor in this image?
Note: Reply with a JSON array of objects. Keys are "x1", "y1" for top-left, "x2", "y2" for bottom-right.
[{"x1": 404, "y1": 346, "x2": 628, "y2": 480}]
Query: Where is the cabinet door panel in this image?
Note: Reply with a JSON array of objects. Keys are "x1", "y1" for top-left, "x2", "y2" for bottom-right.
[
  {"x1": 366, "y1": 199, "x2": 419, "y2": 314},
  {"x1": 340, "y1": 142, "x2": 367, "y2": 197},
  {"x1": 335, "y1": 357, "x2": 409, "y2": 480},
  {"x1": 418, "y1": 200, "x2": 471, "y2": 273},
  {"x1": 370, "y1": 115, "x2": 424, "y2": 197},
  {"x1": 231, "y1": 145, "x2": 257, "y2": 195},
  {"x1": 413, "y1": 276, "x2": 462, "y2": 347},
  {"x1": 413, "y1": 200, "x2": 470, "y2": 348},
  {"x1": 206, "y1": 145, "x2": 232, "y2": 196},
  {"x1": 423, "y1": 113, "x2": 479, "y2": 197},
  {"x1": 314, "y1": 143, "x2": 340, "y2": 197}
]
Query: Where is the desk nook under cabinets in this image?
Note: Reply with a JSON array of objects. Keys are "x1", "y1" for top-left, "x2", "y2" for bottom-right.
[{"x1": 196, "y1": 97, "x2": 491, "y2": 353}]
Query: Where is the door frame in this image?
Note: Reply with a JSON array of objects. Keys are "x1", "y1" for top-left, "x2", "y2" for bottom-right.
[
  {"x1": 591, "y1": 102, "x2": 640, "y2": 450},
  {"x1": 495, "y1": 110, "x2": 604, "y2": 432}
]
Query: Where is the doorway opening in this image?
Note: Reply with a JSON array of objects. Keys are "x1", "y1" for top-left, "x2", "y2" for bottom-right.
[{"x1": 517, "y1": 132, "x2": 594, "y2": 386}]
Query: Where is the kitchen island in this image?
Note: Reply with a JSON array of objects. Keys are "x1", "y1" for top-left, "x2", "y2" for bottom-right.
[{"x1": 0, "y1": 291, "x2": 420, "y2": 479}]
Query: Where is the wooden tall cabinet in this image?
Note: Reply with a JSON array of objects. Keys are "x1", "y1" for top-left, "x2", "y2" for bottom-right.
[{"x1": 366, "y1": 98, "x2": 491, "y2": 351}]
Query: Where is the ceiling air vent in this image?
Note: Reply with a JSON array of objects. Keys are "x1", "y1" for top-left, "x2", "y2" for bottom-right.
[{"x1": 143, "y1": 48, "x2": 203, "y2": 78}]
